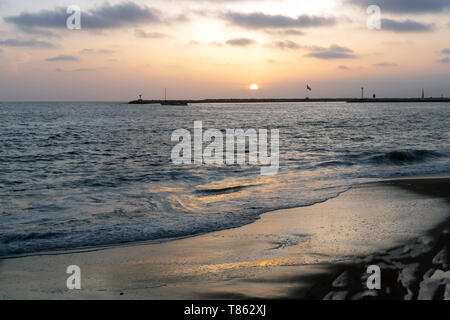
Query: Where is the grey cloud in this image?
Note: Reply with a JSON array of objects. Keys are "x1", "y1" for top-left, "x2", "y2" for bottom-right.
[
  {"x1": 442, "y1": 48, "x2": 450, "y2": 54},
  {"x1": 15, "y1": 26, "x2": 59, "y2": 38},
  {"x1": 266, "y1": 29, "x2": 305, "y2": 37},
  {"x1": 265, "y1": 40, "x2": 302, "y2": 50},
  {"x1": 4, "y1": 2, "x2": 162, "y2": 31},
  {"x1": 280, "y1": 29, "x2": 304, "y2": 36},
  {"x1": 0, "y1": 38, "x2": 55, "y2": 48},
  {"x1": 226, "y1": 38, "x2": 257, "y2": 47},
  {"x1": 172, "y1": 14, "x2": 190, "y2": 23},
  {"x1": 374, "y1": 62, "x2": 399, "y2": 67},
  {"x1": 382, "y1": 19, "x2": 435, "y2": 32},
  {"x1": 306, "y1": 45, "x2": 357, "y2": 60},
  {"x1": 135, "y1": 29, "x2": 170, "y2": 39},
  {"x1": 223, "y1": 11, "x2": 335, "y2": 29},
  {"x1": 439, "y1": 57, "x2": 450, "y2": 63},
  {"x1": 346, "y1": 0, "x2": 450, "y2": 14},
  {"x1": 338, "y1": 65, "x2": 350, "y2": 70},
  {"x1": 80, "y1": 48, "x2": 115, "y2": 54},
  {"x1": 56, "y1": 67, "x2": 96, "y2": 72},
  {"x1": 73, "y1": 68, "x2": 95, "y2": 72},
  {"x1": 46, "y1": 55, "x2": 79, "y2": 62}
]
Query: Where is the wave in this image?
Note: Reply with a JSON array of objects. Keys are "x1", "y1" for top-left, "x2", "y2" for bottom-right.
[
  {"x1": 368, "y1": 150, "x2": 442, "y2": 165},
  {"x1": 195, "y1": 184, "x2": 258, "y2": 195},
  {"x1": 317, "y1": 160, "x2": 355, "y2": 168},
  {"x1": 1, "y1": 232, "x2": 65, "y2": 243}
]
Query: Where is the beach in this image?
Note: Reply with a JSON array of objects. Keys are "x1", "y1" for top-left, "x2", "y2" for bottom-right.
[{"x1": 1, "y1": 174, "x2": 449, "y2": 300}]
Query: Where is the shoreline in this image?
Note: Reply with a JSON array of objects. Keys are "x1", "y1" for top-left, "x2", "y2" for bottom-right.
[
  {"x1": 0, "y1": 174, "x2": 449, "y2": 300},
  {"x1": 0, "y1": 187, "x2": 351, "y2": 261},
  {"x1": 2, "y1": 172, "x2": 447, "y2": 261}
]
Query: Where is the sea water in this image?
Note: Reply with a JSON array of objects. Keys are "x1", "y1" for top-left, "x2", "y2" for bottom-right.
[{"x1": 1, "y1": 101, "x2": 449, "y2": 256}]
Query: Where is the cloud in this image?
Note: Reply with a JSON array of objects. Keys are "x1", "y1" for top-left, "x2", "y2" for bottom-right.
[
  {"x1": 279, "y1": 29, "x2": 304, "y2": 36},
  {"x1": 208, "y1": 41, "x2": 224, "y2": 47},
  {"x1": 14, "y1": 26, "x2": 59, "y2": 38},
  {"x1": 306, "y1": 45, "x2": 357, "y2": 60},
  {"x1": 442, "y1": 48, "x2": 450, "y2": 54},
  {"x1": 265, "y1": 40, "x2": 301, "y2": 50},
  {"x1": 381, "y1": 19, "x2": 435, "y2": 32},
  {"x1": 46, "y1": 55, "x2": 79, "y2": 62},
  {"x1": 438, "y1": 57, "x2": 450, "y2": 63},
  {"x1": 4, "y1": 2, "x2": 162, "y2": 32},
  {"x1": 226, "y1": 38, "x2": 257, "y2": 47},
  {"x1": 56, "y1": 67, "x2": 96, "y2": 72},
  {"x1": 135, "y1": 29, "x2": 170, "y2": 39},
  {"x1": 0, "y1": 38, "x2": 55, "y2": 48},
  {"x1": 265, "y1": 29, "x2": 305, "y2": 39},
  {"x1": 73, "y1": 68, "x2": 93, "y2": 72},
  {"x1": 346, "y1": 0, "x2": 450, "y2": 14},
  {"x1": 338, "y1": 65, "x2": 350, "y2": 70},
  {"x1": 223, "y1": 11, "x2": 335, "y2": 29},
  {"x1": 80, "y1": 48, "x2": 115, "y2": 54},
  {"x1": 374, "y1": 62, "x2": 399, "y2": 67}
]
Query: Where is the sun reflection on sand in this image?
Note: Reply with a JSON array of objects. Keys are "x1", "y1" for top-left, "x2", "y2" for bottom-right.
[{"x1": 198, "y1": 258, "x2": 296, "y2": 272}]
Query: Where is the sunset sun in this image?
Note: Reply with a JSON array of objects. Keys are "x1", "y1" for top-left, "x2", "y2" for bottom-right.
[{"x1": 250, "y1": 84, "x2": 259, "y2": 90}]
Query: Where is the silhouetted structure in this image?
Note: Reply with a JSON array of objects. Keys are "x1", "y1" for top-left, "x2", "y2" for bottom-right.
[{"x1": 129, "y1": 97, "x2": 450, "y2": 105}]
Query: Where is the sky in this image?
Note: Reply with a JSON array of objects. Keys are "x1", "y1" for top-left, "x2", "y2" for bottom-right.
[{"x1": 0, "y1": 0, "x2": 450, "y2": 101}]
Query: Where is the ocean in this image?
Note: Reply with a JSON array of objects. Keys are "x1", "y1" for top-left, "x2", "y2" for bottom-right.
[{"x1": 1, "y1": 101, "x2": 449, "y2": 256}]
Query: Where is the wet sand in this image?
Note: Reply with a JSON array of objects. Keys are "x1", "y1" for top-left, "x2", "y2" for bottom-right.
[
  {"x1": 305, "y1": 176, "x2": 450, "y2": 300},
  {"x1": 0, "y1": 175, "x2": 449, "y2": 300}
]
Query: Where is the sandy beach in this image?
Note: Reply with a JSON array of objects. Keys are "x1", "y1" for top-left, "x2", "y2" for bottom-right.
[{"x1": 0, "y1": 174, "x2": 449, "y2": 300}]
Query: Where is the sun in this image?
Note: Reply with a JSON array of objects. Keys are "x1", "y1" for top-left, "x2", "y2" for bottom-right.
[{"x1": 250, "y1": 84, "x2": 259, "y2": 90}]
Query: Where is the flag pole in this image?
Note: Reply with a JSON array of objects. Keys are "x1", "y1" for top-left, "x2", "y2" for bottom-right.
[{"x1": 306, "y1": 84, "x2": 311, "y2": 99}]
